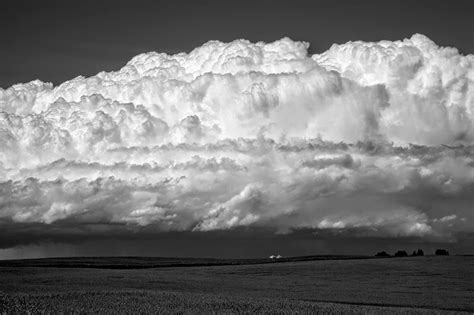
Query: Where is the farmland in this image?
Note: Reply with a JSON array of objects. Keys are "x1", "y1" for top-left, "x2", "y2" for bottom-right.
[{"x1": 0, "y1": 256, "x2": 473, "y2": 313}]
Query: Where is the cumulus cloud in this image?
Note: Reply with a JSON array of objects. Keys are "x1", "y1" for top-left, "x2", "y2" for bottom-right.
[{"x1": 0, "y1": 34, "x2": 473, "y2": 247}]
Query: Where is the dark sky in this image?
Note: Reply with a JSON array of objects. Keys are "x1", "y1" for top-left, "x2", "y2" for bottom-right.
[{"x1": 1, "y1": 0, "x2": 473, "y2": 88}]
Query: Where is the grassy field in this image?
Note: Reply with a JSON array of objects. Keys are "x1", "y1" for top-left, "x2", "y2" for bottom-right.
[
  {"x1": 0, "y1": 256, "x2": 472, "y2": 314},
  {"x1": 0, "y1": 255, "x2": 369, "y2": 269}
]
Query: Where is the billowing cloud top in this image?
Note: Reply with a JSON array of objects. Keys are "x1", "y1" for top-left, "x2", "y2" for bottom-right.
[{"x1": 0, "y1": 34, "x2": 473, "y2": 248}]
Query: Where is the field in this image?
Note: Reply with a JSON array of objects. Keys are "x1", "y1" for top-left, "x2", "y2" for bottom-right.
[{"x1": 0, "y1": 256, "x2": 473, "y2": 314}]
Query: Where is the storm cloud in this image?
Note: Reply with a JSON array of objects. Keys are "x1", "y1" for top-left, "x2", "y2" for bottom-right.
[{"x1": 0, "y1": 34, "x2": 473, "y2": 252}]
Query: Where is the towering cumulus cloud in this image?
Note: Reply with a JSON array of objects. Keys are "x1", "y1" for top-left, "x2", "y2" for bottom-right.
[{"x1": 0, "y1": 34, "x2": 473, "y2": 251}]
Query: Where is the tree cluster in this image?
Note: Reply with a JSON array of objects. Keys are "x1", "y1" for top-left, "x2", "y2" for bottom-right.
[{"x1": 375, "y1": 248, "x2": 450, "y2": 257}]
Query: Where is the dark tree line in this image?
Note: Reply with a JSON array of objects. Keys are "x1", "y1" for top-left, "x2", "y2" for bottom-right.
[{"x1": 375, "y1": 248, "x2": 449, "y2": 257}]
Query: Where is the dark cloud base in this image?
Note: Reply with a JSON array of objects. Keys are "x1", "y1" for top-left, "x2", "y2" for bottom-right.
[{"x1": 1, "y1": 226, "x2": 472, "y2": 260}]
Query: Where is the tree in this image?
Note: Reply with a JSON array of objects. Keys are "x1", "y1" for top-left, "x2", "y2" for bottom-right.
[
  {"x1": 411, "y1": 249, "x2": 424, "y2": 256},
  {"x1": 435, "y1": 249, "x2": 449, "y2": 256},
  {"x1": 394, "y1": 250, "x2": 408, "y2": 257}
]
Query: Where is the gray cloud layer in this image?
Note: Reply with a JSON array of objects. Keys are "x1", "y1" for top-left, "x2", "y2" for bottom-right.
[{"x1": 0, "y1": 34, "x2": 473, "y2": 248}]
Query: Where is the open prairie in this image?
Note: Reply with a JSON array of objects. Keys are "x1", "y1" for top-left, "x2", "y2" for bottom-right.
[{"x1": 0, "y1": 255, "x2": 473, "y2": 313}]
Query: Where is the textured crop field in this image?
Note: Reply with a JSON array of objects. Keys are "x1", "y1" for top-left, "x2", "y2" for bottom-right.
[{"x1": 0, "y1": 256, "x2": 473, "y2": 314}]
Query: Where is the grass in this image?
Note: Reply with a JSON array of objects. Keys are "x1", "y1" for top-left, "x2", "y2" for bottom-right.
[{"x1": 0, "y1": 255, "x2": 473, "y2": 313}]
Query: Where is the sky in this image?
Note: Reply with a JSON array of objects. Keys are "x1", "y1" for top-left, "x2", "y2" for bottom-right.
[
  {"x1": 0, "y1": 0, "x2": 473, "y2": 259},
  {"x1": 2, "y1": 0, "x2": 473, "y2": 88}
]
